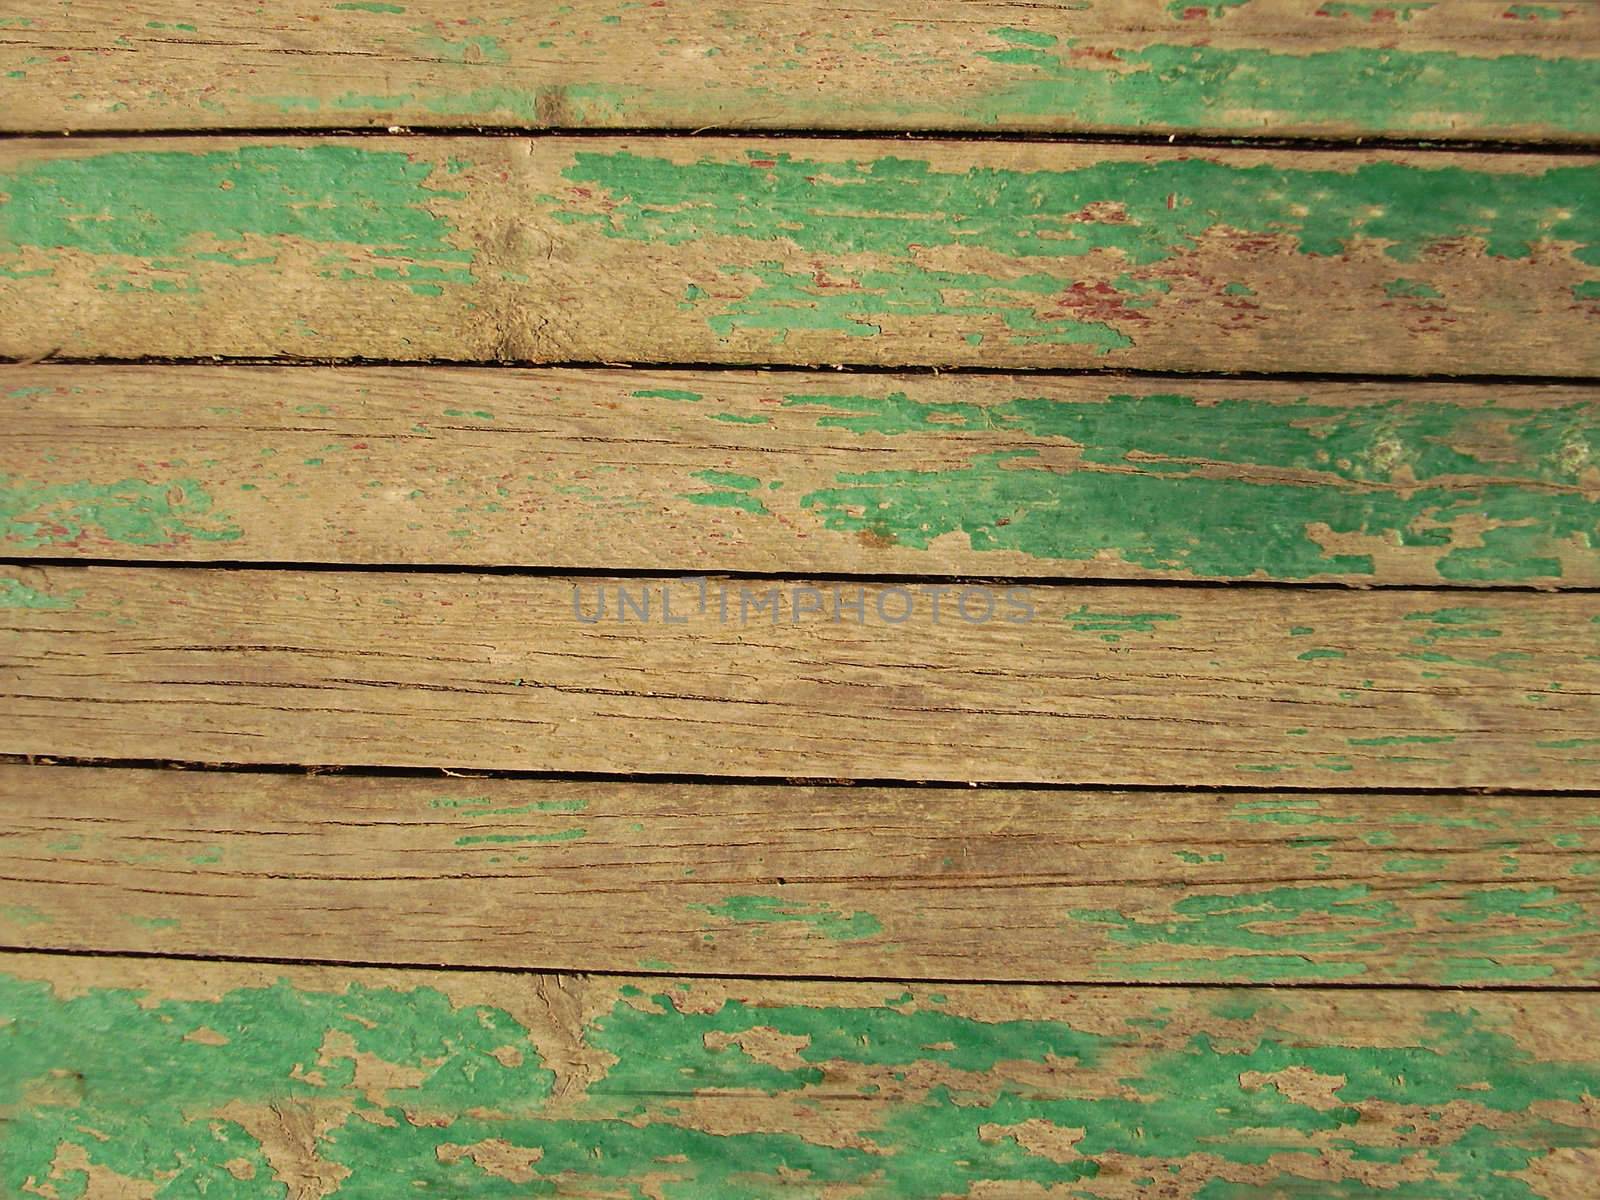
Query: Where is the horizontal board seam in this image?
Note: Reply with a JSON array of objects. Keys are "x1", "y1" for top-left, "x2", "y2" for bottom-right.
[
  {"x1": 9, "y1": 356, "x2": 1600, "y2": 389},
  {"x1": 8, "y1": 754, "x2": 1600, "y2": 799},
  {"x1": 2, "y1": 125, "x2": 1599, "y2": 156},
  {"x1": 6, "y1": 556, "x2": 1594, "y2": 594},
  {"x1": 4, "y1": 943, "x2": 1598, "y2": 993}
]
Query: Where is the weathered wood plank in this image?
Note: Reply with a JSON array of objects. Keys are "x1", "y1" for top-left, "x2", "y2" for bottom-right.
[
  {"x1": 2, "y1": 952, "x2": 1598, "y2": 1197},
  {"x1": 4, "y1": 1, "x2": 1598, "y2": 141},
  {"x1": 4, "y1": 137, "x2": 1596, "y2": 375},
  {"x1": 3, "y1": 764, "x2": 1595, "y2": 986},
  {"x1": 2, "y1": 565, "x2": 1595, "y2": 786},
  {"x1": 6, "y1": 366, "x2": 1597, "y2": 586}
]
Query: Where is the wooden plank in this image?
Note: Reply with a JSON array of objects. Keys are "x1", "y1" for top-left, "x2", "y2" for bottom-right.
[
  {"x1": 3, "y1": 951, "x2": 1598, "y2": 1197},
  {"x1": 4, "y1": 1, "x2": 1599, "y2": 141},
  {"x1": 2, "y1": 763, "x2": 1595, "y2": 986},
  {"x1": 3, "y1": 565, "x2": 1595, "y2": 787},
  {"x1": 6, "y1": 365, "x2": 1598, "y2": 586},
  {"x1": 4, "y1": 137, "x2": 1597, "y2": 375}
]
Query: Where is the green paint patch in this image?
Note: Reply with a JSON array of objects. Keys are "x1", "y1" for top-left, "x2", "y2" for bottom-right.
[
  {"x1": 691, "y1": 895, "x2": 883, "y2": 942},
  {"x1": 0, "y1": 974, "x2": 555, "y2": 1197},
  {"x1": 632, "y1": 388, "x2": 703, "y2": 402},
  {"x1": 771, "y1": 391, "x2": 1600, "y2": 582},
  {"x1": 681, "y1": 468, "x2": 771, "y2": 515},
  {"x1": 1228, "y1": 799, "x2": 1358, "y2": 827},
  {"x1": 1072, "y1": 885, "x2": 1405, "y2": 981},
  {"x1": 1, "y1": 476, "x2": 244, "y2": 549},
  {"x1": 1384, "y1": 278, "x2": 1443, "y2": 299},
  {"x1": 1385, "y1": 857, "x2": 1446, "y2": 873},
  {"x1": 0, "y1": 145, "x2": 473, "y2": 295},
  {"x1": 4, "y1": 971, "x2": 1598, "y2": 1194},
  {"x1": 1062, "y1": 604, "x2": 1179, "y2": 641},
  {"x1": 1401, "y1": 608, "x2": 1537, "y2": 669},
  {"x1": 1348, "y1": 735, "x2": 1455, "y2": 746},
  {"x1": 692, "y1": 470, "x2": 763, "y2": 491},
  {"x1": 989, "y1": 27, "x2": 1060, "y2": 50},
  {"x1": 555, "y1": 149, "x2": 1596, "y2": 349},
  {"x1": 126, "y1": 916, "x2": 180, "y2": 930},
  {"x1": 1318, "y1": 2, "x2": 1437, "y2": 20},
  {"x1": 415, "y1": 34, "x2": 509, "y2": 64},
  {"x1": 429, "y1": 796, "x2": 588, "y2": 816},
  {"x1": 0, "y1": 905, "x2": 49, "y2": 926},
  {"x1": 454, "y1": 828, "x2": 587, "y2": 846},
  {"x1": 964, "y1": 34, "x2": 1598, "y2": 137},
  {"x1": 710, "y1": 262, "x2": 1129, "y2": 349},
  {"x1": 1167, "y1": 1, "x2": 1252, "y2": 16},
  {"x1": 0, "y1": 576, "x2": 80, "y2": 609},
  {"x1": 1297, "y1": 648, "x2": 1346, "y2": 661},
  {"x1": 335, "y1": 1, "x2": 406, "y2": 10}
]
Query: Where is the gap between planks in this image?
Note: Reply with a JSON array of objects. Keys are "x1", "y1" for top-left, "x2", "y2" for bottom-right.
[
  {"x1": 5, "y1": 127, "x2": 1600, "y2": 156},
  {"x1": 1, "y1": 946, "x2": 1597, "y2": 995},
  {"x1": 8, "y1": 753, "x2": 1600, "y2": 798}
]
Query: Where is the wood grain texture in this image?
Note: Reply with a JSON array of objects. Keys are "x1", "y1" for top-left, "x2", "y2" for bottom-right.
[
  {"x1": 4, "y1": 951, "x2": 1600, "y2": 1198},
  {"x1": 3, "y1": 1, "x2": 1598, "y2": 140},
  {"x1": 3, "y1": 565, "x2": 1596, "y2": 787},
  {"x1": 3, "y1": 764, "x2": 1596, "y2": 986},
  {"x1": 4, "y1": 137, "x2": 1597, "y2": 375},
  {"x1": 6, "y1": 365, "x2": 1599, "y2": 586}
]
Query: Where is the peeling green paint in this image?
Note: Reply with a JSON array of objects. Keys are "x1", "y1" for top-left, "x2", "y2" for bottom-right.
[
  {"x1": 552, "y1": 149, "x2": 1597, "y2": 350},
  {"x1": 3, "y1": 971, "x2": 1598, "y2": 1196},
  {"x1": 0, "y1": 576, "x2": 79, "y2": 609},
  {"x1": 1070, "y1": 885, "x2": 1405, "y2": 980},
  {"x1": 454, "y1": 829, "x2": 586, "y2": 847},
  {"x1": 966, "y1": 31, "x2": 1596, "y2": 136},
  {"x1": 1062, "y1": 604, "x2": 1179, "y2": 641},
  {"x1": 0, "y1": 145, "x2": 473, "y2": 294},
  {"x1": 690, "y1": 895, "x2": 883, "y2": 941},
  {"x1": 681, "y1": 468, "x2": 771, "y2": 515},
  {"x1": 1, "y1": 476, "x2": 243, "y2": 548},
  {"x1": 758, "y1": 390, "x2": 1600, "y2": 580},
  {"x1": 631, "y1": 388, "x2": 703, "y2": 402},
  {"x1": 429, "y1": 796, "x2": 588, "y2": 816},
  {"x1": 1384, "y1": 277, "x2": 1443, "y2": 299},
  {"x1": 1072, "y1": 879, "x2": 1597, "y2": 984}
]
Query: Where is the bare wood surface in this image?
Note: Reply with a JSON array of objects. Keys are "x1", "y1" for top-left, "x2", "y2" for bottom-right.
[
  {"x1": 4, "y1": 1, "x2": 1598, "y2": 140},
  {"x1": 2, "y1": 763, "x2": 1595, "y2": 986},
  {"x1": 2, "y1": 564, "x2": 1595, "y2": 787},
  {"x1": 5, "y1": 366, "x2": 1598, "y2": 586},
  {"x1": 4, "y1": 137, "x2": 1596, "y2": 375},
  {"x1": 2, "y1": 950, "x2": 1598, "y2": 1197}
]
